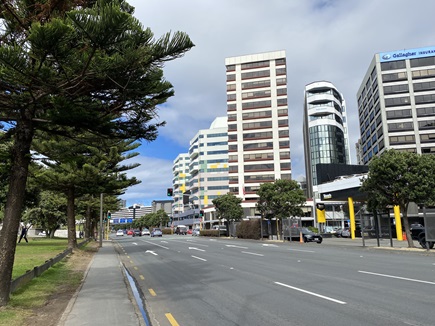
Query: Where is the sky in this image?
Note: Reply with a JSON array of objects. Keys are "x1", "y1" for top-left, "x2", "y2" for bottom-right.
[{"x1": 119, "y1": 0, "x2": 435, "y2": 207}]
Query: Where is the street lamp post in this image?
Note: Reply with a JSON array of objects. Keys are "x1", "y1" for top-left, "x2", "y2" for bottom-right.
[{"x1": 99, "y1": 193, "x2": 103, "y2": 248}]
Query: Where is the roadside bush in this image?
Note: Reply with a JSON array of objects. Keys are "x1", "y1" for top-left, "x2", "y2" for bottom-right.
[
  {"x1": 236, "y1": 219, "x2": 260, "y2": 240},
  {"x1": 162, "y1": 228, "x2": 172, "y2": 235},
  {"x1": 200, "y1": 230, "x2": 220, "y2": 237}
]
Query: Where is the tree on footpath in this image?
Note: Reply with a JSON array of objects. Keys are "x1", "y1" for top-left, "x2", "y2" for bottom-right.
[
  {"x1": 212, "y1": 193, "x2": 243, "y2": 236},
  {"x1": 360, "y1": 149, "x2": 435, "y2": 248},
  {"x1": 0, "y1": 0, "x2": 194, "y2": 306},
  {"x1": 256, "y1": 179, "x2": 305, "y2": 240}
]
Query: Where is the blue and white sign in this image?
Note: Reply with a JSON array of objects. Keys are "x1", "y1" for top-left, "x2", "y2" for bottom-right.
[
  {"x1": 110, "y1": 218, "x2": 133, "y2": 224},
  {"x1": 380, "y1": 46, "x2": 435, "y2": 62}
]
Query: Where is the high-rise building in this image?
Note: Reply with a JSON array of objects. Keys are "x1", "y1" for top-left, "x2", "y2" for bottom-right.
[
  {"x1": 303, "y1": 81, "x2": 350, "y2": 199},
  {"x1": 357, "y1": 45, "x2": 435, "y2": 164},
  {"x1": 188, "y1": 117, "x2": 229, "y2": 209},
  {"x1": 172, "y1": 153, "x2": 190, "y2": 214},
  {"x1": 225, "y1": 50, "x2": 291, "y2": 203}
]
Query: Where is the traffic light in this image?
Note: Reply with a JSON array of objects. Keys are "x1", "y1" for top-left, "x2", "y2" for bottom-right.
[
  {"x1": 107, "y1": 212, "x2": 111, "y2": 219},
  {"x1": 167, "y1": 188, "x2": 173, "y2": 196},
  {"x1": 199, "y1": 210, "x2": 204, "y2": 217}
]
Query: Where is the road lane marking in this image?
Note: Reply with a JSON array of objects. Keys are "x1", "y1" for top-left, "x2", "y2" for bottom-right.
[
  {"x1": 140, "y1": 275, "x2": 145, "y2": 280},
  {"x1": 127, "y1": 256, "x2": 130, "y2": 258},
  {"x1": 262, "y1": 244, "x2": 278, "y2": 247},
  {"x1": 241, "y1": 251, "x2": 264, "y2": 257},
  {"x1": 359, "y1": 271, "x2": 435, "y2": 285},
  {"x1": 145, "y1": 250, "x2": 158, "y2": 256},
  {"x1": 275, "y1": 282, "x2": 347, "y2": 305},
  {"x1": 133, "y1": 242, "x2": 137, "y2": 245},
  {"x1": 148, "y1": 288, "x2": 156, "y2": 296},
  {"x1": 189, "y1": 247, "x2": 205, "y2": 252},
  {"x1": 226, "y1": 244, "x2": 248, "y2": 249},
  {"x1": 143, "y1": 240, "x2": 169, "y2": 249},
  {"x1": 165, "y1": 313, "x2": 180, "y2": 326},
  {"x1": 130, "y1": 260, "x2": 134, "y2": 264},
  {"x1": 134, "y1": 266, "x2": 138, "y2": 270},
  {"x1": 161, "y1": 241, "x2": 168, "y2": 243},
  {"x1": 288, "y1": 248, "x2": 315, "y2": 253},
  {"x1": 192, "y1": 255, "x2": 207, "y2": 261}
]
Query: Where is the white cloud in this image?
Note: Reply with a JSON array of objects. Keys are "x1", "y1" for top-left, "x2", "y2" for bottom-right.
[{"x1": 121, "y1": 0, "x2": 435, "y2": 205}]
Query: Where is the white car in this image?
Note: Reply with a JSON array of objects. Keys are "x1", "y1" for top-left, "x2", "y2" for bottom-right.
[
  {"x1": 141, "y1": 228, "x2": 150, "y2": 236},
  {"x1": 116, "y1": 230, "x2": 124, "y2": 236}
]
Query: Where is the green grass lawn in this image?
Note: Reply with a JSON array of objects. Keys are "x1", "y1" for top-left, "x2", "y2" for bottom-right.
[
  {"x1": 12, "y1": 237, "x2": 69, "y2": 279},
  {"x1": 0, "y1": 238, "x2": 94, "y2": 326}
]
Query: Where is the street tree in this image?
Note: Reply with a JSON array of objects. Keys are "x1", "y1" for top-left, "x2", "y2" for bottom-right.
[
  {"x1": 360, "y1": 149, "x2": 435, "y2": 247},
  {"x1": 0, "y1": 0, "x2": 193, "y2": 305},
  {"x1": 212, "y1": 193, "x2": 243, "y2": 236},
  {"x1": 256, "y1": 179, "x2": 306, "y2": 240},
  {"x1": 22, "y1": 190, "x2": 67, "y2": 237}
]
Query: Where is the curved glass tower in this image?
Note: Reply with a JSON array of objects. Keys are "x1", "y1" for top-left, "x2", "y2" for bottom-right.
[{"x1": 303, "y1": 81, "x2": 350, "y2": 199}]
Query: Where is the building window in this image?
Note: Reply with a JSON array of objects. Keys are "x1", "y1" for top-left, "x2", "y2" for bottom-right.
[
  {"x1": 417, "y1": 106, "x2": 435, "y2": 117},
  {"x1": 275, "y1": 58, "x2": 286, "y2": 66},
  {"x1": 242, "y1": 100, "x2": 271, "y2": 110},
  {"x1": 389, "y1": 135, "x2": 415, "y2": 144},
  {"x1": 242, "y1": 111, "x2": 272, "y2": 120},
  {"x1": 382, "y1": 71, "x2": 407, "y2": 82},
  {"x1": 384, "y1": 96, "x2": 410, "y2": 107},
  {"x1": 419, "y1": 120, "x2": 435, "y2": 129},
  {"x1": 227, "y1": 94, "x2": 236, "y2": 101},
  {"x1": 276, "y1": 68, "x2": 286, "y2": 75},
  {"x1": 276, "y1": 78, "x2": 287, "y2": 85},
  {"x1": 420, "y1": 133, "x2": 435, "y2": 142},
  {"x1": 242, "y1": 80, "x2": 270, "y2": 89},
  {"x1": 415, "y1": 94, "x2": 435, "y2": 104},
  {"x1": 244, "y1": 152, "x2": 274, "y2": 161},
  {"x1": 227, "y1": 74, "x2": 236, "y2": 82},
  {"x1": 226, "y1": 65, "x2": 235, "y2": 72},
  {"x1": 277, "y1": 98, "x2": 287, "y2": 106},
  {"x1": 243, "y1": 142, "x2": 273, "y2": 151},
  {"x1": 243, "y1": 131, "x2": 273, "y2": 140},
  {"x1": 241, "y1": 70, "x2": 270, "y2": 79},
  {"x1": 227, "y1": 84, "x2": 236, "y2": 91},
  {"x1": 388, "y1": 122, "x2": 414, "y2": 132},
  {"x1": 412, "y1": 68, "x2": 435, "y2": 79},
  {"x1": 386, "y1": 109, "x2": 412, "y2": 119},
  {"x1": 383, "y1": 84, "x2": 409, "y2": 94},
  {"x1": 241, "y1": 60, "x2": 269, "y2": 70},
  {"x1": 227, "y1": 103, "x2": 236, "y2": 111},
  {"x1": 380, "y1": 60, "x2": 406, "y2": 71},
  {"x1": 410, "y1": 56, "x2": 435, "y2": 68},
  {"x1": 242, "y1": 90, "x2": 271, "y2": 99}
]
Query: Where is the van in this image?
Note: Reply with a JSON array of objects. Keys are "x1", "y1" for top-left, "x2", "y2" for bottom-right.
[
  {"x1": 175, "y1": 225, "x2": 188, "y2": 235},
  {"x1": 212, "y1": 225, "x2": 227, "y2": 235}
]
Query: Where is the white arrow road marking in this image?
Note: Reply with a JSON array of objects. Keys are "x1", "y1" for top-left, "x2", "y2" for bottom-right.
[
  {"x1": 275, "y1": 282, "x2": 347, "y2": 305},
  {"x1": 262, "y1": 244, "x2": 278, "y2": 247},
  {"x1": 189, "y1": 247, "x2": 205, "y2": 252},
  {"x1": 132, "y1": 243, "x2": 138, "y2": 245},
  {"x1": 288, "y1": 248, "x2": 315, "y2": 253},
  {"x1": 145, "y1": 250, "x2": 158, "y2": 256},
  {"x1": 226, "y1": 245, "x2": 248, "y2": 249},
  {"x1": 241, "y1": 251, "x2": 264, "y2": 257},
  {"x1": 161, "y1": 241, "x2": 168, "y2": 243}
]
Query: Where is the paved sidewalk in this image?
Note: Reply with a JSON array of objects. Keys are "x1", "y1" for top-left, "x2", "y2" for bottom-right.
[{"x1": 58, "y1": 240, "x2": 144, "y2": 326}]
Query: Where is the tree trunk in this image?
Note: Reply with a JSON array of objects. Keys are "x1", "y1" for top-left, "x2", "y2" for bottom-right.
[
  {"x1": 66, "y1": 187, "x2": 77, "y2": 249},
  {"x1": 401, "y1": 209, "x2": 414, "y2": 248},
  {"x1": 0, "y1": 119, "x2": 34, "y2": 306},
  {"x1": 85, "y1": 204, "x2": 92, "y2": 238}
]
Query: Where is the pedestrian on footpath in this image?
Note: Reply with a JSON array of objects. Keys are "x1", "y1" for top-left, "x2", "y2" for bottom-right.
[{"x1": 18, "y1": 226, "x2": 28, "y2": 243}]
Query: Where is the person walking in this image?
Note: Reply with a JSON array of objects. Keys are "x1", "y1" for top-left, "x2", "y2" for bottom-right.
[{"x1": 18, "y1": 226, "x2": 28, "y2": 243}]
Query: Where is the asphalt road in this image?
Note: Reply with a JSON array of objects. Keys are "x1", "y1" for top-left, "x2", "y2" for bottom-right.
[{"x1": 114, "y1": 235, "x2": 435, "y2": 326}]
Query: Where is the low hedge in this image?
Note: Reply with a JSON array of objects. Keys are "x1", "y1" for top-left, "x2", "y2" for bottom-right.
[{"x1": 236, "y1": 219, "x2": 260, "y2": 240}]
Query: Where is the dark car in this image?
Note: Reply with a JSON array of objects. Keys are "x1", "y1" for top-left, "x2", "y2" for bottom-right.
[
  {"x1": 288, "y1": 227, "x2": 322, "y2": 243},
  {"x1": 132, "y1": 229, "x2": 142, "y2": 237},
  {"x1": 175, "y1": 225, "x2": 188, "y2": 235},
  {"x1": 410, "y1": 224, "x2": 434, "y2": 249}
]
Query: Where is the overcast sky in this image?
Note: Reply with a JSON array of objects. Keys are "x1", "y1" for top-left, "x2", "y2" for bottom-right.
[{"x1": 120, "y1": 0, "x2": 435, "y2": 207}]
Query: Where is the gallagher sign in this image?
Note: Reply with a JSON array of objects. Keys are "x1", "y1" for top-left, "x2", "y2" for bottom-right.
[{"x1": 380, "y1": 46, "x2": 435, "y2": 62}]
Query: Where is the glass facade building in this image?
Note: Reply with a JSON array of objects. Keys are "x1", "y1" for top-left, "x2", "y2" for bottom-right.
[{"x1": 303, "y1": 81, "x2": 350, "y2": 199}]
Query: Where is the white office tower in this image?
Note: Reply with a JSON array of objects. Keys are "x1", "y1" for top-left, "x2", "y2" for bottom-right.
[
  {"x1": 225, "y1": 51, "x2": 291, "y2": 203},
  {"x1": 188, "y1": 117, "x2": 229, "y2": 209},
  {"x1": 303, "y1": 81, "x2": 350, "y2": 199},
  {"x1": 172, "y1": 153, "x2": 190, "y2": 214}
]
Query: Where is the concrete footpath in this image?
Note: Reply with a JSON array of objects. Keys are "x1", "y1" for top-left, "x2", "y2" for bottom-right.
[{"x1": 58, "y1": 240, "x2": 145, "y2": 326}]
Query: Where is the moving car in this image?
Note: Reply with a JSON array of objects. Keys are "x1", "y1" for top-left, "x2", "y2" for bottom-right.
[
  {"x1": 175, "y1": 225, "x2": 188, "y2": 235},
  {"x1": 132, "y1": 229, "x2": 141, "y2": 237},
  {"x1": 151, "y1": 228, "x2": 162, "y2": 237},
  {"x1": 192, "y1": 228, "x2": 201, "y2": 236},
  {"x1": 116, "y1": 230, "x2": 124, "y2": 236},
  {"x1": 127, "y1": 230, "x2": 133, "y2": 235},
  {"x1": 141, "y1": 228, "x2": 150, "y2": 236}
]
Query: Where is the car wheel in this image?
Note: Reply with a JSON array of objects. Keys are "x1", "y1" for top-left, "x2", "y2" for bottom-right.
[
  {"x1": 317, "y1": 239, "x2": 323, "y2": 244},
  {"x1": 303, "y1": 237, "x2": 307, "y2": 243}
]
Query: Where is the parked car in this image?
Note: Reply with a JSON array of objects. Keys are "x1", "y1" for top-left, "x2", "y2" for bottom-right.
[
  {"x1": 132, "y1": 229, "x2": 142, "y2": 237},
  {"x1": 151, "y1": 228, "x2": 162, "y2": 237},
  {"x1": 141, "y1": 228, "x2": 150, "y2": 236},
  {"x1": 127, "y1": 229, "x2": 133, "y2": 236},
  {"x1": 187, "y1": 228, "x2": 193, "y2": 235},
  {"x1": 116, "y1": 230, "x2": 124, "y2": 236},
  {"x1": 192, "y1": 228, "x2": 201, "y2": 236},
  {"x1": 212, "y1": 225, "x2": 227, "y2": 236},
  {"x1": 410, "y1": 224, "x2": 434, "y2": 249},
  {"x1": 175, "y1": 225, "x2": 188, "y2": 235},
  {"x1": 340, "y1": 228, "x2": 351, "y2": 238}
]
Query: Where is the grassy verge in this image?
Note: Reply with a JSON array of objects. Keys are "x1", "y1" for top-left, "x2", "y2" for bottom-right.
[
  {"x1": 0, "y1": 239, "x2": 97, "y2": 326},
  {"x1": 12, "y1": 237, "x2": 69, "y2": 279}
]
